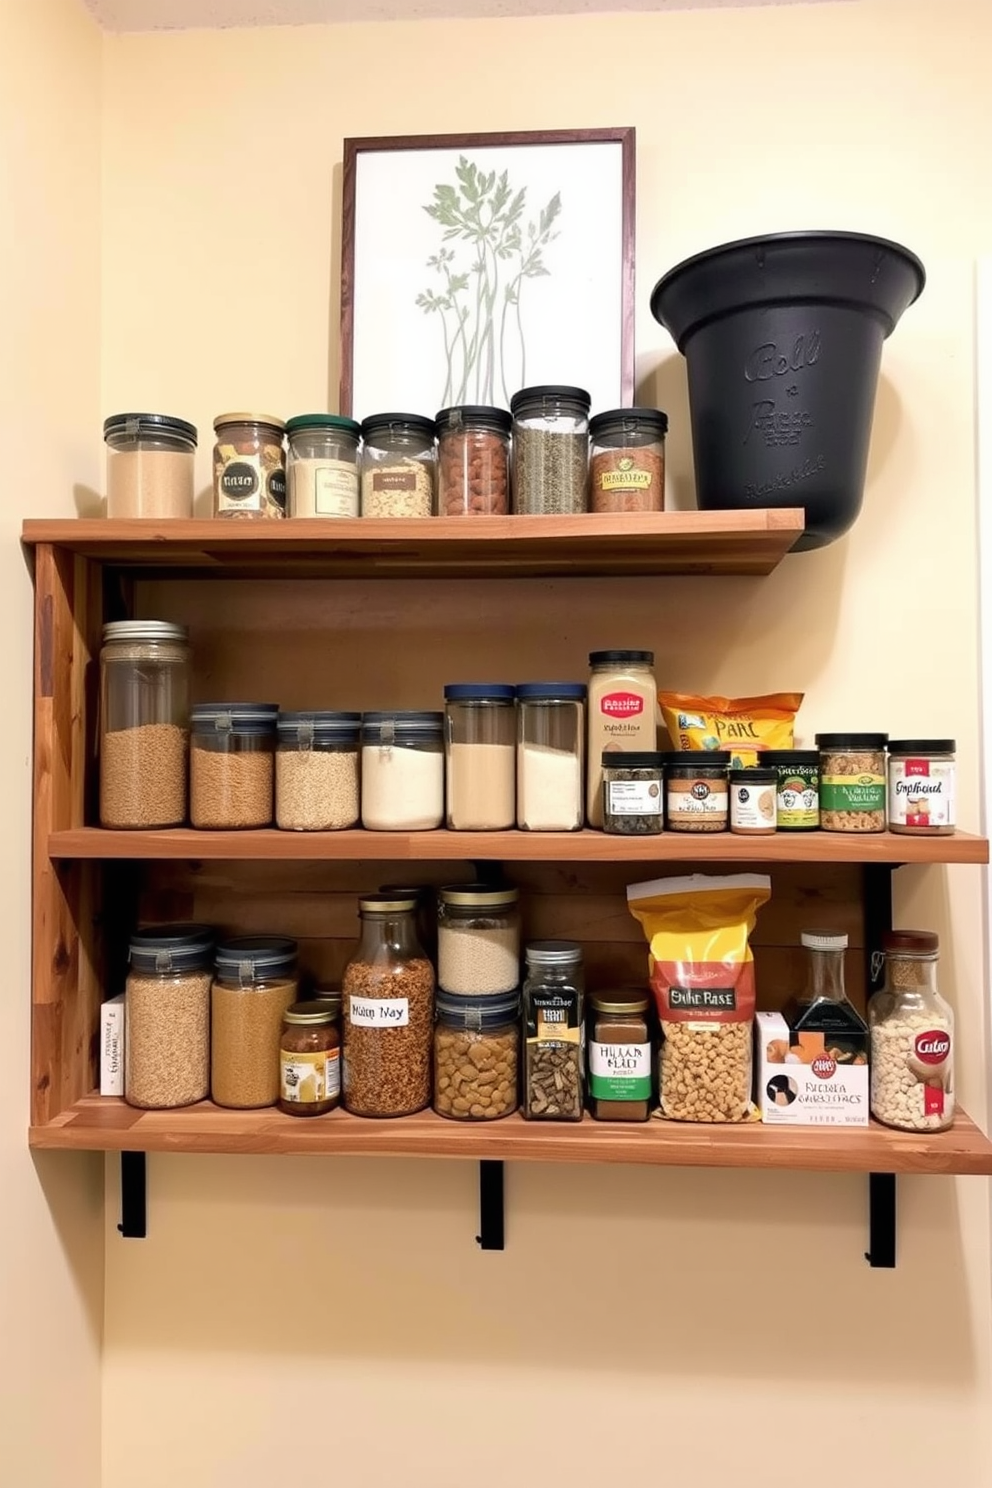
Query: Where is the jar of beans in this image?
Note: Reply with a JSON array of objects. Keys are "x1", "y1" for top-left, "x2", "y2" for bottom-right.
[
  {"x1": 433, "y1": 991, "x2": 520, "y2": 1121},
  {"x1": 286, "y1": 413, "x2": 360, "y2": 518},
  {"x1": 360, "y1": 414, "x2": 436, "y2": 518},
  {"x1": 211, "y1": 937, "x2": 299, "y2": 1109},
  {"x1": 510, "y1": 385, "x2": 590, "y2": 515},
  {"x1": 99, "y1": 621, "x2": 190, "y2": 829},
  {"x1": 213, "y1": 413, "x2": 286, "y2": 519},
  {"x1": 589, "y1": 408, "x2": 667, "y2": 513},
  {"x1": 437, "y1": 884, "x2": 521, "y2": 996},
  {"x1": 275, "y1": 711, "x2": 361, "y2": 831},
  {"x1": 436, "y1": 405, "x2": 511, "y2": 515},
  {"x1": 125, "y1": 923, "x2": 214, "y2": 1109},
  {"x1": 190, "y1": 703, "x2": 278, "y2": 829}
]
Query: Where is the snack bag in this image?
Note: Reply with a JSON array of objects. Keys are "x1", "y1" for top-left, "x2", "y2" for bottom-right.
[
  {"x1": 627, "y1": 873, "x2": 771, "y2": 1122},
  {"x1": 659, "y1": 691, "x2": 803, "y2": 767}
]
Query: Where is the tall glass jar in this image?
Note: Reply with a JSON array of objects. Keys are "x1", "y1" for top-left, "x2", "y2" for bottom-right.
[
  {"x1": 444, "y1": 684, "x2": 516, "y2": 830},
  {"x1": 436, "y1": 405, "x2": 511, "y2": 516},
  {"x1": 510, "y1": 385, "x2": 590, "y2": 515},
  {"x1": 360, "y1": 414, "x2": 436, "y2": 518},
  {"x1": 286, "y1": 414, "x2": 361, "y2": 518},
  {"x1": 586, "y1": 649, "x2": 658, "y2": 828},
  {"x1": 275, "y1": 711, "x2": 361, "y2": 831},
  {"x1": 342, "y1": 894, "x2": 435, "y2": 1117},
  {"x1": 104, "y1": 412, "x2": 197, "y2": 519},
  {"x1": 378, "y1": 882, "x2": 438, "y2": 964},
  {"x1": 125, "y1": 924, "x2": 213, "y2": 1109},
  {"x1": 589, "y1": 408, "x2": 667, "y2": 513},
  {"x1": 361, "y1": 711, "x2": 444, "y2": 830},
  {"x1": 211, "y1": 937, "x2": 299, "y2": 1109},
  {"x1": 522, "y1": 941, "x2": 584, "y2": 1121},
  {"x1": 190, "y1": 703, "x2": 277, "y2": 829},
  {"x1": 437, "y1": 884, "x2": 521, "y2": 995},
  {"x1": 516, "y1": 683, "x2": 586, "y2": 831},
  {"x1": 99, "y1": 620, "x2": 189, "y2": 828},
  {"x1": 213, "y1": 413, "x2": 286, "y2": 519},
  {"x1": 869, "y1": 930, "x2": 954, "y2": 1131},
  {"x1": 434, "y1": 991, "x2": 520, "y2": 1120},
  {"x1": 279, "y1": 999, "x2": 341, "y2": 1117}
]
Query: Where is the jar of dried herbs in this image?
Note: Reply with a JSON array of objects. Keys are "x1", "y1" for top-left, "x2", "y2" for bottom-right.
[
  {"x1": 587, "y1": 991, "x2": 652, "y2": 1122},
  {"x1": 522, "y1": 941, "x2": 584, "y2": 1121},
  {"x1": 510, "y1": 385, "x2": 590, "y2": 515},
  {"x1": 589, "y1": 408, "x2": 667, "y2": 513},
  {"x1": 602, "y1": 751, "x2": 664, "y2": 835}
]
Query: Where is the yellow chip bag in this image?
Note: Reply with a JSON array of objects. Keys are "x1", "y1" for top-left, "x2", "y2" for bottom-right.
[{"x1": 659, "y1": 691, "x2": 803, "y2": 768}]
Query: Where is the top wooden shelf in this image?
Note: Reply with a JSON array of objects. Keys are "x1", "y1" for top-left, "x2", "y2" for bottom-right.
[{"x1": 20, "y1": 511, "x2": 804, "y2": 579}]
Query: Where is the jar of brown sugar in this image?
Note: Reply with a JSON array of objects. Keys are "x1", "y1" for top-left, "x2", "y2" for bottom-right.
[
  {"x1": 587, "y1": 991, "x2": 652, "y2": 1121},
  {"x1": 279, "y1": 998, "x2": 341, "y2": 1116},
  {"x1": 213, "y1": 413, "x2": 286, "y2": 519},
  {"x1": 436, "y1": 405, "x2": 511, "y2": 516},
  {"x1": 589, "y1": 408, "x2": 667, "y2": 514}
]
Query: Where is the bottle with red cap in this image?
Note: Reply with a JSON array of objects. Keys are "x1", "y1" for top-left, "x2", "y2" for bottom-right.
[{"x1": 868, "y1": 931, "x2": 954, "y2": 1131}]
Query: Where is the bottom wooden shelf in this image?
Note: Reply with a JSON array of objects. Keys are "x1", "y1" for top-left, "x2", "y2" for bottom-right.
[{"x1": 28, "y1": 1096, "x2": 992, "y2": 1174}]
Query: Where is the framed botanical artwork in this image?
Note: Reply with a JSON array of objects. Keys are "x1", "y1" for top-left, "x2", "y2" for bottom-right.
[{"x1": 340, "y1": 128, "x2": 635, "y2": 418}]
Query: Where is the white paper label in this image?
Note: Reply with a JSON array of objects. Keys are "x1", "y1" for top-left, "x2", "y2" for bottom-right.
[
  {"x1": 888, "y1": 758, "x2": 955, "y2": 829},
  {"x1": 605, "y1": 780, "x2": 662, "y2": 816},
  {"x1": 315, "y1": 463, "x2": 359, "y2": 517},
  {"x1": 349, "y1": 995, "x2": 409, "y2": 1028}
]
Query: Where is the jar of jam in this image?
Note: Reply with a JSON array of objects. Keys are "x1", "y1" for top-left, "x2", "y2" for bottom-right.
[{"x1": 279, "y1": 998, "x2": 341, "y2": 1117}]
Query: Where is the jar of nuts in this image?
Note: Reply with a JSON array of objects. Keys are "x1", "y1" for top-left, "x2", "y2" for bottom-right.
[
  {"x1": 360, "y1": 413, "x2": 436, "y2": 518},
  {"x1": 211, "y1": 937, "x2": 299, "y2": 1109},
  {"x1": 869, "y1": 930, "x2": 954, "y2": 1131},
  {"x1": 522, "y1": 941, "x2": 584, "y2": 1121},
  {"x1": 817, "y1": 733, "x2": 888, "y2": 832},
  {"x1": 433, "y1": 991, "x2": 519, "y2": 1120},
  {"x1": 190, "y1": 703, "x2": 278, "y2": 829},
  {"x1": 436, "y1": 405, "x2": 511, "y2": 516},
  {"x1": 213, "y1": 413, "x2": 286, "y2": 519},
  {"x1": 125, "y1": 923, "x2": 214, "y2": 1109}
]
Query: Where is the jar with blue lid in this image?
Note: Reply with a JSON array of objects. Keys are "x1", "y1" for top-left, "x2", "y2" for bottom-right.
[
  {"x1": 433, "y1": 990, "x2": 520, "y2": 1120},
  {"x1": 516, "y1": 683, "x2": 586, "y2": 831},
  {"x1": 275, "y1": 710, "x2": 361, "y2": 831},
  {"x1": 361, "y1": 711, "x2": 444, "y2": 830},
  {"x1": 190, "y1": 702, "x2": 278, "y2": 829},
  {"x1": 444, "y1": 683, "x2": 516, "y2": 830}
]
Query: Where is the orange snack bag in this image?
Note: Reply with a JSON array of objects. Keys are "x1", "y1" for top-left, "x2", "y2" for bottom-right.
[{"x1": 659, "y1": 691, "x2": 803, "y2": 768}]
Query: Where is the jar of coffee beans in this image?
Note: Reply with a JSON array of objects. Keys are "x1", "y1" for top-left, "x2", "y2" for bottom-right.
[
  {"x1": 510, "y1": 385, "x2": 590, "y2": 515},
  {"x1": 522, "y1": 941, "x2": 584, "y2": 1121}
]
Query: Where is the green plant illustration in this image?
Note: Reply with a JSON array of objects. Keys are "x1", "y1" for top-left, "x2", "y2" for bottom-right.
[{"x1": 416, "y1": 157, "x2": 562, "y2": 407}]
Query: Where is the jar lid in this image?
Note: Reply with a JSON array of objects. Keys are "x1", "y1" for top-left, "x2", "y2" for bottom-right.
[
  {"x1": 730, "y1": 767, "x2": 777, "y2": 782},
  {"x1": 601, "y1": 751, "x2": 666, "y2": 770},
  {"x1": 436, "y1": 989, "x2": 520, "y2": 1027},
  {"x1": 815, "y1": 733, "x2": 889, "y2": 749},
  {"x1": 214, "y1": 412, "x2": 286, "y2": 433},
  {"x1": 801, "y1": 930, "x2": 848, "y2": 951},
  {"x1": 666, "y1": 752, "x2": 731, "y2": 771},
  {"x1": 215, "y1": 935, "x2": 298, "y2": 979},
  {"x1": 129, "y1": 922, "x2": 214, "y2": 974},
  {"x1": 359, "y1": 893, "x2": 417, "y2": 914},
  {"x1": 510, "y1": 385, "x2": 591, "y2": 414},
  {"x1": 360, "y1": 413, "x2": 436, "y2": 442},
  {"x1": 439, "y1": 883, "x2": 519, "y2": 909},
  {"x1": 103, "y1": 412, "x2": 197, "y2": 446},
  {"x1": 589, "y1": 408, "x2": 669, "y2": 439},
  {"x1": 444, "y1": 684, "x2": 515, "y2": 702},
  {"x1": 102, "y1": 620, "x2": 189, "y2": 645},
  {"x1": 362, "y1": 710, "x2": 444, "y2": 739},
  {"x1": 277, "y1": 710, "x2": 362, "y2": 737},
  {"x1": 284, "y1": 999, "x2": 339, "y2": 1026},
  {"x1": 589, "y1": 649, "x2": 655, "y2": 666},
  {"x1": 883, "y1": 929, "x2": 939, "y2": 955},
  {"x1": 888, "y1": 739, "x2": 956, "y2": 754},
  {"x1": 589, "y1": 989, "x2": 650, "y2": 1014},
  {"x1": 760, "y1": 750, "x2": 821, "y2": 766},
  {"x1": 525, "y1": 940, "x2": 583, "y2": 966},
  {"x1": 435, "y1": 405, "x2": 512, "y2": 435},
  {"x1": 378, "y1": 883, "x2": 434, "y2": 903},
  {"x1": 285, "y1": 413, "x2": 361, "y2": 438},
  {"x1": 515, "y1": 682, "x2": 587, "y2": 701},
  {"x1": 191, "y1": 702, "x2": 278, "y2": 736}
]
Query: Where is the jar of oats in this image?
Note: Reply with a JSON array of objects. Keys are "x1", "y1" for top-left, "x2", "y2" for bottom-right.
[
  {"x1": 360, "y1": 413, "x2": 436, "y2": 518},
  {"x1": 99, "y1": 621, "x2": 190, "y2": 829},
  {"x1": 817, "y1": 733, "x2": 888, "y2": 832},
  {"x1": 125, "y1": 923, "x2": 214, "y2": 1109},
  {"x1": 212, "y1": 413, "x2": 286, "y2": 519},
  {"x1": 190, "y1": 702, "x2": 277, "y2": 829},
  {"x1": 869, "y1": 930, "x2": 954, "y2": 1131},
  {"x1": 275, "y1": 711, "x2": 361, "y2": 831},
  {"x1": 212, "y1": 937, "x2": 299, "y2": 1109}
]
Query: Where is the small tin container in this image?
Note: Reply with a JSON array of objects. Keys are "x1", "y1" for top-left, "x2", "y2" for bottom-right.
[
  {"x1": 664, "y1": 752, "x2": 730, "y2": 832},
  {"x1": 887, "y1": 740, "x2": 956, "y2": 835},
  {"x1": 762, "y1": 750, "x2": 820, "y2": 831},
  {"x1": 729, "y1": 767, "x2": 778, "y2": 835}
]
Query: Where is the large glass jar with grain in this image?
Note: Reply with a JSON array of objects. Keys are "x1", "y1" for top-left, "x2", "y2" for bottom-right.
[
  {"x1": 275, "y1": 711, "x2": 361, "y2": 831},
  {"x1": 99, "y1": 621, "x2": 190, "y2": 829},
  {"x1": 190, "y1": 702, "x2": 277, "y2": 829},
  {"x1": 211, "y1": 937, "x2": 299, "y2": 1108},
  {"x1": 125, "y1": 924, "x2": 214, "y2": 1109}
]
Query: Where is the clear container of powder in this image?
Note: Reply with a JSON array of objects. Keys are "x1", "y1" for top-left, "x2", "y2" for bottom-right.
[
  {"x1": 516, "y1": 682, "x2": 586, "y2": 832},
  {"x1": 104, "y1": 413, "x2": 197, "y2": 519},
  {"x1": 444, "y1": 684, "x2": 516, "y2": 831},
  {"x1": 361, "y1": 711, "x2": 444, "y2": 831}
]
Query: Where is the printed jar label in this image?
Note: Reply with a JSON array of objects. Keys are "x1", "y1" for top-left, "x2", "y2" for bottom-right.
[
  {"x1": 373, "y1": 470, "x2": 416, "y2": 492},
  {"x1": 888, "y1": 758, "x2": 955, "y2": 829},
  {"x1": 667, "y1": 781, "x2": 728, "y2": 819},
  {"x1": 777, "y1": 771, "x2": 819, "y2": 828},
  {"x1": 218, "y1": 456, "x2": 263, "y2": 512},
  {"x1": 589, "y1": 1041, "x2": 651, "y2": 1099},
  {"x1": 599, "y1": 691, "x2": 645, "y2": 719},
  {"x1": 731, "y1": 781, "x2": 776, "y2": 831},
  {"x1": 349, "y1": 995, "x2": 409, "y2": 1028},
  {"x1": 315, "y1": 463, "x2": 359, "y2": 516},
  {"x1": 526, "y1": 989, "x2": 581, "y2": 1046},
  {"x1": 597, "y1": 464, "x2": 653, "y2": 492},
  {"x1": 605, "y1": 779, "x2": 662, "y2": 816},
  {"x1": 280, "y1": 1048, "x2": 340, "y2": 1103},
  {"x1": 820, "y1": 772, "x2": 884, "y2": 812}
]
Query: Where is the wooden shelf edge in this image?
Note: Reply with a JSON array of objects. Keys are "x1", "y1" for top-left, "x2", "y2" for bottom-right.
[
  {"x1": 29, "y1": 1098, "x2": 992, "y2": 1174},
  {"x1": 47, "y1": 827, "x2": 990, "y2": 866}
]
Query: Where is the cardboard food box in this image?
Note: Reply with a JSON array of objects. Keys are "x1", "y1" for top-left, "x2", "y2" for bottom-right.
[
  {"x1": 100, "y1": 993, "x2": 125, "y2": 1097},
  {"x1": 755, "y1": 1009, "x2": 869, "y2": 1126}
]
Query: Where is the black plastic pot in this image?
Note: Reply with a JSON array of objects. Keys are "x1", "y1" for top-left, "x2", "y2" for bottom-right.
[{"x1": 650, "y1": 231, "x2": 925, "y2": 549}]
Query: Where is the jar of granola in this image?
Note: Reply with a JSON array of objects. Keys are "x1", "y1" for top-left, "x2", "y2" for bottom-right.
[
  {"x1": 360, "y1": 414, "x2": 435, "y2": 517},
  {"x1": 817, "y1": 733, "x2": 888, "y2": 832},
  {"x1": 212, "y1": 413, "x2": 286, "y2": 519}
]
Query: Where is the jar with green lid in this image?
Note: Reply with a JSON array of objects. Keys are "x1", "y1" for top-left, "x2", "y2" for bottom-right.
[
  {"x1": 437, "y1": 884, "x2": 520, "y2": 995},
  {"x1": 665, "y1": 752, "x2": 730, "y2": 832},
  {"x1": 510, "y1": 386, "x2": 590, "y2": 515},
  {"x1": 523, "y1": 941, "x2": 584, "y2": 1121},
  {"x1": 762, "y1": 750, "x2": 820, "y2": 831},
  {"x1": 212, "y1": 937, "x2": 299, "y2": 1109},
  {"x1": 279, "y1": 998, "x2": 341, "y2": 1116},
  {"x1": 100, "y1": 621, "x2": 190, "y2": 829},
  {"x1": 587, "y1": 990, "x2": 652, "y2": 1122},
  {"x1": 816, "y1": 733, "x2": 888, "y2": 832},
  {"x1": 275, "y1": 711, "x2": 361, "y2": 831},
  {"x1": 190, "y1": 703, "x2": 278, "y2": 829},
  {"x1": 125, "y1": 924, "x2": 213, "y2": 1109},
  {"x1": 212, "y1": 413, "x2": 286, "y2": 519},
  {"x1": 360, "y1": 414, "x2": 436, "y2": 518},
  {"x1": 433, "y1": 991, "x2": 519, "y2": 1120},
  {"x1": 589, "y1": 408, "x2": 667, "y2": 513},
  {"x1": 286, "y1": 414, "x2": 360, "y2": 518}
]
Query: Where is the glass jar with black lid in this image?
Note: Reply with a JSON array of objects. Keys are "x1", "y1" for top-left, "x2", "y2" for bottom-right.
[
  {"x1": 125, "y1": 923, "x2": 214, "y2": 1110},
  {"x1": 190, "y1": 702, "x2": 278, "y2": 829},
  {"x1": 589, "y1": 408, "x2": 667, "y2": 513},
  {"x1": 436, "y1": 405, "x2": 511, "y2": 516},
  {"x1": 602, "y1": 751, "x2": 665, "y2": 835},
  {"x1": 360, "y1": 413, "x2": 436, "y2": 518},
  {"x1": 510, "y1": 385, "x2": 590, "y2": 515}
]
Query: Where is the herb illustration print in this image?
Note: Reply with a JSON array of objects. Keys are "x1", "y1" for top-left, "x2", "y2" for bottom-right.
[{"x1": 416, "y1": 157, "x2": 562, "y2": 407}]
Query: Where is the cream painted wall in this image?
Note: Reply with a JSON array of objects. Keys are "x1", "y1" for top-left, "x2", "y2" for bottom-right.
[
  {"x1": 98, "y1": 4, "x2": 992, "y2": 1487},
  {"x1": 0, "y1": 1, "x2": 104, "y2": 1485}
]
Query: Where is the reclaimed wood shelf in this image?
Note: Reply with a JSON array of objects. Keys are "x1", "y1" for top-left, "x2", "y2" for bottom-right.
[
  {"x1": 47, "y1": 826, "x2": 990, "y2": 865},
  {"x1": 29, "y1": 1096, "x2": 992, "y2": 1174},
  {"x1": 21, "y1": 511, "x2": 804, "y2": 579}
]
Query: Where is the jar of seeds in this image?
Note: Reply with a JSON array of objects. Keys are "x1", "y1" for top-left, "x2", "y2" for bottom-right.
[
  {"x1": 275, "y1": 711, "x2": 361, "y2": 831},
  {"x1": 522, "y1": 941, "x2": 584, "y2": 1121},
  {"x1": 433, "y1": 991, "x2": 519, "y2": 1120},
  {"x1": 510, "y1": 385, "x2": 590, "y2": 515},
  {"x1": 190, "y1": 703, "x2": 278, "y2": 829},
  {"x1": 125, "y1": 924, "x2": 214, "y2": 1109},
  {"x1": 211, "y1": 937, "x2": 299, "y2": 1109},
  {"x1": 99, "y1": 621, "x2": 190, "y2": 829},
  {"x1": 360, "y1": 413, "x2": 436, "y2": 518},
  {"x1": 213, "y1": 413, "x2": 286, "y2": 519}
]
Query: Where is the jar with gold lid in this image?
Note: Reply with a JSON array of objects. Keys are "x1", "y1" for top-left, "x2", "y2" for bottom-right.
[
  {"x1": 587, "y1": 991, "x2": 652, "y2": 1121},
  {"x1": 279, "y1": 997, "x2": 341, "y2": 1117},
  {"x1": 213, "y1": 412, "x2": 286, "y2": 519}
]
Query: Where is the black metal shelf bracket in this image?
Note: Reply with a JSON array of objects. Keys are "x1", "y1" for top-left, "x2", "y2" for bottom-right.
[
  {"x1": 866, "y1": 1172, "x2": 896, "y2": 1267},
  {"x1": 863, "y1": 862, "x2": 897, "y2": 1267},
  {"x1": 477, "y1": 1160, "x2": 505, "y2": 1250},
  {"x1": 118, "y1": 1151, "x2": 147, "y2": 1238}
]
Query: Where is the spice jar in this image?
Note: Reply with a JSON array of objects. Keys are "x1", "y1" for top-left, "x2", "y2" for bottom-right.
[
  {"x1": 587, "y1": 991, "x2": 652, "y2": 1122},
  {"x1": 444, "y1": 684, "x2": 516, "y2": 830},
  {"x1": 437, "y1": 884, "x2": 520, "y2": 996},
  {"x1": 360, "y1": 414, "x2": 435, "y2": 518},
  {"x1": 104, "y1": 412, "x2": 197, "y2": 519},
  {"x1": 286, "y1": 414, "x2": 360, "y2": 518},
  {"x1": 869, "y1": 931, "x2": 953, "y2": 1131},
  {"x1": 212, "y1": 413, "x2": 286, "y2": 519},
  {"x1": 887, "y1": 739, "x2": 956, "y2": 835},
  {"x1": 433, "y1": 991, "x2": 519, "y2": 1120},
  {"x1": 523, "y1": 941, "x2": 584, "y2": 1121},
  {"x1": 730, "y1": 767, "x2": 778, "y2": 834},
  {"x1": 602, "y1": 752, "x2": 664, "y2": 836},
  {"x1": 763, "y1": 750, "x2": 820, "y2": 831},
  {"x1": 510, "y1": 385, "x2": 590, "y2": 515},
  {"x1": 99, "y1": 621, "x2": 190, "y2": 829},
  {"x1": 587, "y1": 649, "x2": 658, "y2": 827},
  {"x1": 589, "y1": 408, "x2": 667, "y2": 514},
  {"x1": 361, "y1": 711, "x2": 444, "y2": 831},
  {"x1": 436, "y1": 405, "x2": 511, "y2": 516},
  {"x1": 665, "y1": 752, "x2": 730, "y2": 832},
  {"x1": 190, "y1": 703, "x2": 277, "y2": 829},
  {"x1": 516, "y1": 683, "x2": 585, "y2": 831},
  {"x1": 342, "y1": 894, "x2": 435, "y2": 1117},
  {"x1": 817, "y1": 733, "x2": 888, "y2": 832},
  {"x1": 211, "y1": 937, "x2": 299, "y2": 1109},
  {"x1": 275, "y1": 711, "x2": 361, "y2": 831},
  {"x1": 279, "y1": 998, "x2": 341, "y2": 1117},
  {"x1": 125, "y1": 924, "x2": 213, "y2": 1110}
]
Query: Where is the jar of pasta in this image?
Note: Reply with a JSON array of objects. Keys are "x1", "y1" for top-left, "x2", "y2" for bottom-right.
[
  {"x1": 212, "y1": 413, "x2": 286, "y2": 519},
  {"x1": 286, "y1": 414, "x2": 360, "y2": 518},
  {"x1": 360, "y1": 414, "x2": 435, "y2": 517},
  {"x1": 817, "y1": 733, "x2": 888, "y2": 832},
  {"x1": 589, "y1": 408, "x2": 667, "y2": 513}
]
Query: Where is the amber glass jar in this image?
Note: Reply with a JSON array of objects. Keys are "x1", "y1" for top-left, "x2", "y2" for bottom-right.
[{"x1": 279, "y1": 999, "x2": 341, "y2": 1116}]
